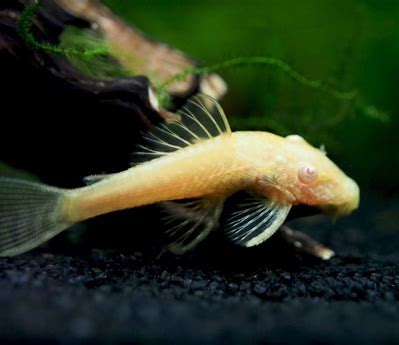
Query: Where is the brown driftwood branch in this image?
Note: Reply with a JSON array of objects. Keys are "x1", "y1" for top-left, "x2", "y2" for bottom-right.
[
  {"x1": 55, "y1": 0, "x2": 227, "y2": 98},
  {"x1": 280, "y1": 225, "x2": 335, "y2": 260}
]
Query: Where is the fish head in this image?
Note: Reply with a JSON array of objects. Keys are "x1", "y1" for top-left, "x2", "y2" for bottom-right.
[
  {"x1": 255, "y1": 134, "x2": 360, "y2": 217},
  {"x1": 283, "y1": 134, "x2": 359, "y2": 217}
]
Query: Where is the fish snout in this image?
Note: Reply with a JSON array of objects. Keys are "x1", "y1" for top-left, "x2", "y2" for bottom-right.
[{"x1": 321, "y1": 178, "x2": 360, "y2": 217}]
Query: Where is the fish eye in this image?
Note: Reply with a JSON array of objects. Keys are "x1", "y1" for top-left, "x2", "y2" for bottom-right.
[{"x1": 298, "y1": 165, "x2": 318, "y2": 183}]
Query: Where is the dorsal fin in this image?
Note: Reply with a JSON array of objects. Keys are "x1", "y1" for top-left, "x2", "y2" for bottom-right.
[{"x1": 132, "y1": 94, "x2": 231, "y2": 164}]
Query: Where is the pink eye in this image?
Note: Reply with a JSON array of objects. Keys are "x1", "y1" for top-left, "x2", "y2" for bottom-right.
[{"x1": 298, "y1": 165, "x2": 318, "y2": 183}]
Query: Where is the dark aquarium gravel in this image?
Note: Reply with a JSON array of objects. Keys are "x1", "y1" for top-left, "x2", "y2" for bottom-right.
[{"x1": 0, "y1": 195, "x2": 398, "y2": 344}]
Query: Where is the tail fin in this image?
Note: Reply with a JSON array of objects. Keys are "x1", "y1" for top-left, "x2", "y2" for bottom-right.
[{"x1": 0, "y1": 177, "x2": 73, "y2": 256}]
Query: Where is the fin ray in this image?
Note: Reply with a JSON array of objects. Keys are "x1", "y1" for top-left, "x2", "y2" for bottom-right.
[
  {"x1": 160, "y1": 198, "x2": 224, "y2": 254},
  {"x1": 0, "y1": 177, "x2": 73, "y2": 256},
  {"x1": 223, "y1": 193, "x2": 291, "y2": 247},
  {"x1": 132, "y1": 94, "x2": 231, "y2": 164},
  {"x1": 83, "y1": 174, "x2": 115, "y2": 185}
]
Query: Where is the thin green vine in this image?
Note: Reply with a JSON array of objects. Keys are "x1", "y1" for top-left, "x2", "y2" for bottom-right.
[
  {"x1": 160, "y1": 56, "x2": 357, "y2": 101},
  {"x1": 158, "y1": 57, "x2": 388, "y2": 122},
  {"x1": 18, "y1": 0, "x2": 108, "y2": 58},
  {"x1": 19, "y1": 1, "x2": 388, "y2": 123}
]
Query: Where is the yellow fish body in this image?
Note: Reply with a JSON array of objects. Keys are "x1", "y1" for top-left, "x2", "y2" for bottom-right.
[{"x1": 0, "y1": 95, "x2": 359, "y2": 256}]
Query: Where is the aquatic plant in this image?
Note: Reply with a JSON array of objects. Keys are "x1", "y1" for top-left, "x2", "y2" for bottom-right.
[{"x1": 19, "y1": 0, "x2": 387, "y2": 126}]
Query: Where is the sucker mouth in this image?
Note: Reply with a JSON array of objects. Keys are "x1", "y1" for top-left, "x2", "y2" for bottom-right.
[
  {"x1": 287, "y1": 205, "x2": 320, "y2": 221},
  {"x1": 320, "y1": 200, "x2": 359, "y2": 217}
]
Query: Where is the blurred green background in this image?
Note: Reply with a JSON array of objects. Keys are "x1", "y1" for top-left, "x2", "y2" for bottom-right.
[{"x1": 102, "y1": 0, "x2": 399, "y2": 194}]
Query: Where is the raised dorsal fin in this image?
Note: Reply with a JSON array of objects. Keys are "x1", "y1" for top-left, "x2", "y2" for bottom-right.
[
  {"x1": 160, "y1": 198, "x2": 224, "y2": 254},
  {"x1": 132, "y1": 94, "x2": 231, "y2": 164},
  {"x1": 223, "y1": 193, "x2": 291, "y2": 247}
]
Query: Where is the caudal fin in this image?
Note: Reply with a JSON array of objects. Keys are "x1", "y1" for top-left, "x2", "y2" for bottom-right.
[{"x1": 0, "y1": 177, "x2": 73, "y2": 256}]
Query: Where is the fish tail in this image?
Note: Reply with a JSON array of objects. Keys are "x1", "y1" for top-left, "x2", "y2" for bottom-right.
[{"x1": 0, "y1": 177, "x2": 74, "y2": 256}]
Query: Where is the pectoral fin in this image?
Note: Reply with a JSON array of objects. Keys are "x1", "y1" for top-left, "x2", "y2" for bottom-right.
[
  {"x1": 223, "y1": 193, "x2": 291, "y2": 247},
  {"x1": 160, "y1": 198, "x2": 224, "y2": 254}
]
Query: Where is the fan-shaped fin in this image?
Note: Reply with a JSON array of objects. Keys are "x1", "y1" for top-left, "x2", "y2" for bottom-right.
[
  {"x1": 223, "y1": 193, "x2": 291, "y2": 247},
  {"x1": 160, "y1": 198, "x2": 224, "y2": 254},
  {"x1": 132, "y1": 94, "x2": 231, "y2": 164},
  {"x1": 0, "y1": 177, "x2": 72, "y2": 256}
]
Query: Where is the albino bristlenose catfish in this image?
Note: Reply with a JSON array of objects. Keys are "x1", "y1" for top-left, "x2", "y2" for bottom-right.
[{"x1": 0, "y1": 94, "x2": 359, "y2": 257}]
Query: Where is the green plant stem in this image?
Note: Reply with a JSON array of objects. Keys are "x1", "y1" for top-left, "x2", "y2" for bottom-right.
[
  {"x1": 18, "y1": 2, "x2": 389, "y2": 123},
  {"x1": 159, "y1": 56, "x2": 388, "y2": 122},
  {"x1": 160, "y1": 56, "x2": 357, "y2": 101},
  {"x1": 18, "y1": 0, "x2": 108, "y2": 58}
]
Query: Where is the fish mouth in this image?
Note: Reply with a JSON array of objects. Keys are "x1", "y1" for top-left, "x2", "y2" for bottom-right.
[
  {"x1": 288, "y1": 200, "x2": 359, "y2": 221},
  {"x1": 320, "y1": 202, "x2": 359, "y2": 217},
  {"x1": 287, "y1": 205, "x2": 321, "y2": 220}
]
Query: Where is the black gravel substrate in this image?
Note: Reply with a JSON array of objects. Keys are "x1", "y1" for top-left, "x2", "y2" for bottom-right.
[{"x1": 0, "y1": 194, "x2": 398, "y2": 344}]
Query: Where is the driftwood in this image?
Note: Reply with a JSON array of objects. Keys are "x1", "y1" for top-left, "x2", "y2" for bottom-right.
[{"x1": 0, "y1": 0, "x2": 225, "y2": 185}]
